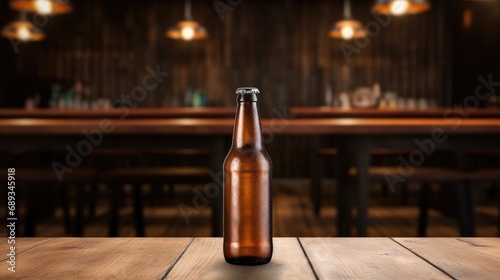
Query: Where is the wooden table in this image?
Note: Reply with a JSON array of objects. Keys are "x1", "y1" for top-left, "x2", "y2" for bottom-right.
[
  {"x1": 2, "y1": 118, "x2": 500, "y2": 237},
  {"x1": 1, "y1": 238, "x2": 499, "y2": 279}
]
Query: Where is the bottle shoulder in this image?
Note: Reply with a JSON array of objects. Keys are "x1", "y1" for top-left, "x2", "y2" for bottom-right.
[{"x1": 224, "y1": 147, "x2": 272, "y2": 171}]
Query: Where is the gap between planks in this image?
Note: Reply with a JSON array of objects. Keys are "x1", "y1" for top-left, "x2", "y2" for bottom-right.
[
  {"x1": 390, "y1": 237, "x2": 456, "y2": 280},
  {"x1": 297, "y1": 237, "x2": 320, "y2": 280},
  {"x1": 159, "y1": 237, "x2": 195, "y2": 280},
  {"x1": 0, "y1": 238, "x2": 56, "y2": 262}
]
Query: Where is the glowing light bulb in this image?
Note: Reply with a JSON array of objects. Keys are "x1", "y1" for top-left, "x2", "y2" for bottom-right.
[
  {"x1": 35, "y1": 0, "x2": 54, "y2": 15},
  {"x1": 390, "y1": 0, "x2": 410, "y2": 15},
  {"x1": 341, "y1": 26, "x2": 354, "y2": 40},
  {"x1": 181, "y1": 27, "x2": 195, "y2": 40},
  {"x1": 17, "y1": 27, "x2": 30, "y2": 41}
]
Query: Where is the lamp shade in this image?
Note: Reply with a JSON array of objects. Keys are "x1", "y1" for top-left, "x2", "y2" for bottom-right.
[
  {"x1": 10, "y1": 0, "x2": 72, "y2": 15},
  {"x1": 166, "y1": 21, "x2": 208, "y2": 41},
  {"x1": 166, "y1": 0, "x2": 208, "y2": 41},
  {"x1": 329, "y1": 19, "x2": 366, "y2": 40},
  {"x1": 328, "y1": 0, "x2": 366, "y2": 40},
  {"x1": 1, "y1": 19, "x2": 45, "y2": 41},
  {"x1": 372, "y1": 0, "x2": 430, "y2": 15}
]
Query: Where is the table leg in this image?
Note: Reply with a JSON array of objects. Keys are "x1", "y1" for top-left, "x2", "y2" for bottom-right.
[
  {"x1": 210, "y1": 137, "x2": 226, "y2": 237},
  {"x1": 336, "y1": 139, "x2": 352, "y2": 237},
  {"x1": 418, "y1": 183, "x2": 431, "y2": 237},
  {"x1": 108, "y1": 183, "x2": 121, "y2": 237},
  {"x1": 133, "y1": 184, "x2": 145, "y2": 237},
  {"x1": 310, "y1": 136, "x2": 322, "y2": 216},
  {"x1": 355, "y1": 139, "x2": 371, "y2": 237},
  {"x1": 457, "y1": 182, "x2": 474, "y2": 237},
  {"x1": 25, "y1": 184, "x2": 37, "y2": 237},
  {"x1": 60, "y1": 183, "x2": 72, "y2": 234},
  {"x1": 75, "y1": 183, "x2": 86, "y2": 237}
]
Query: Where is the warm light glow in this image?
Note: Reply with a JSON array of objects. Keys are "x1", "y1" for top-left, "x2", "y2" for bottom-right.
[
  {"x1": 181, "y1": 26, "x2": 195, "y2": 40},
  {"x1": 17, "y1": 26, "x2": 30, "y2": 41},
  {"x1": 390, "y1": 0, "x2": 410, "y2": 15},
  {"x1": 341, "y1": 26, "x2": 355, "y2": 40},
  {"x1": 34, "y1": 0, "x2": 53, "y2": 15}
]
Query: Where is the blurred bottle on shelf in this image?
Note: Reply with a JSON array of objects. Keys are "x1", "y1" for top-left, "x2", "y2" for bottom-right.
[
  {"x1": 82, "y1": 86, "x2": 91, "y2": 110},
  {"x1": 74, "y1": 81, "x2": 83, "y2": 110},
  {"x1": 65, "y1": 86, "x2": 76, "y2": 110},
  {"x1": 184, "y1": 86, "x2": 194, "y2": 107},
  {"x1": 339, "y1": 91, "x2": 350, "y2": 108},
  {"x1": 183, "y1": 86, "x2": 207, "y2": 107},
  {"x1": 192, "y1": 90, "x2": 207, "y2": 107},
  {"x1": 417, "y1": 98, "x2": 429, "y2": 109},
  {"x1": 49, "y1": 84, "x2": 61, "y2": 109},
  {"x1": 325, "y1": 85, "x2": 333, "y2": 107}
]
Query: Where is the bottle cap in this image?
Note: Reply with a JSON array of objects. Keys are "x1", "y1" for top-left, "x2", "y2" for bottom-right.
[{"x1": 236, "y1": 87, "x2": 260, "y2": 94}]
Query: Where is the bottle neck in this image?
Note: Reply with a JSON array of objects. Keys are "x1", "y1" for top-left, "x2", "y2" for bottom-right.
[{"x1": 232, "y1": 94, "x2": 263, "y2": 149}]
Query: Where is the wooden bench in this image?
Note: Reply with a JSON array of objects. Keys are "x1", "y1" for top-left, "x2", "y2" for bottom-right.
[
  {"x1": 311, "y1": 148, "x2": 413, "y2": 216},
  {"x1": 349, "y1": 166, "x2": 471, "y2": 236},
  {"x1": 312, "y1": 147, "x2": 478, "y2": 236},
  {"x1": 15, "y1": 168, "x2": 97, "y2": 237},
  {"x1": 144, "y1": 149, "x2": 210, "y2": 203},
  {"x1": 467, "y1": 168, "x2": 500, "y2": 237},
  {"x1": 98, "y1": 167, "x2": 212, "y2": 237}
]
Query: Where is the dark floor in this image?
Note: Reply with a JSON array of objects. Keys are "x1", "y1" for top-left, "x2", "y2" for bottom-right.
[{"x1": 3, "y1": 179, "x2": 498, "y2": 237}]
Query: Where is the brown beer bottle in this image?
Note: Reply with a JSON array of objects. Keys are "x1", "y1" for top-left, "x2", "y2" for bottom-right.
[{"x1": 223, "y1": 87, "x2": 273, "y2": 265}]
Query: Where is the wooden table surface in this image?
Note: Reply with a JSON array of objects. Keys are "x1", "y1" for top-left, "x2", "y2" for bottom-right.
[
  {"x1": 2, "y1": 118, "x2": 500, "y2": 135},
  {"x1": 1, "y1": 238, "x2": 499, "y2": 279}
]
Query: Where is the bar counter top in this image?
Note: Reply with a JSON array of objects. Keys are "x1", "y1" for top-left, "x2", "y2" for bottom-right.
[
  {"x1": 0, "y1": 108, "x2": 235, "y2": 119},
  {"x1": 1, "y1": 118, "x2": 500, "y2": 135}
]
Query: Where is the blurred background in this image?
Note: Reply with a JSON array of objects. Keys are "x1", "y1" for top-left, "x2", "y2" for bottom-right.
[{"x1": 1, "y1": 0, "x2": 500, "y2": 238}]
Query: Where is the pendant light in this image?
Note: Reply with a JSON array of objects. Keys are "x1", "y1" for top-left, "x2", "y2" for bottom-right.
[
  {"x1": 10, "y1": 0, "x2": 72, "y2": 15},
  {"x1": 372, "y1": 0, "x2": 430, "y2": 16},
  {"x1": 1, "y1": 13, "x2": 45, "y2": 42},
  {"x1": 328, "y1": 0, "x2": 366, "y2": 40},
  {"x1": 166, "y1": 0, "x2": 208, "y2": 41}
]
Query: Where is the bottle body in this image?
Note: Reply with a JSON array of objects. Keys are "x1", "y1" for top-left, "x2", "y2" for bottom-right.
[{"x1": 223, "y1": 88, "x2": 273, "y2": 265}]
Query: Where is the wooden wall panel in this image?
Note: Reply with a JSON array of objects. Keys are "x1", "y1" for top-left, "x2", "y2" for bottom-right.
[
  {"x1": 6, "y1": 0, "x2": 448, "y2": 109},
  {"x1": 1, "y1": 0, "x2": 448, "y2": 177}
]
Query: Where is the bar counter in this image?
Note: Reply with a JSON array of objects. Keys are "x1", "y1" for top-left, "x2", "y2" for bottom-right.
[
  {"x1": 290, "y1": 107, "x2": 500, "y2": 118},
  {"x1": 0, "y1": 108, "x2": 235, "y2": 119},
  {"x1": 1, "y1": 238, "x2": 499, "y2": 279},
  {"x1": 2, "y1": 118, "x2": 500, "y2": 135}
]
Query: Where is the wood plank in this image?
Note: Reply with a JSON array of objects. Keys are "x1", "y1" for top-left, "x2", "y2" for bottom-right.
[
  {"x1": 299, "y1": 238, "x2": 450, "y2": 279},
  {"x1": 0, "y1": 238, "x2": 54, "y2": 261},
  {"x1": 0, "y1": 238, "x2": 192, "y2": 279},
  {"x1": 393, "y1": 238, "x2": 500, "y2": 280},
  {"x1": 165, "y1": 238, "x2": 315, "y2": 279}
]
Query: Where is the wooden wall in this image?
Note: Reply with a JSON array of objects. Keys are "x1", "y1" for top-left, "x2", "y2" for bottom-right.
[
  {"x1": 2, "y1": 0, "x2": 448, "y2": 110},
  {"x1": 0, "y1": 0, "x2": 450, "y2": 177}
]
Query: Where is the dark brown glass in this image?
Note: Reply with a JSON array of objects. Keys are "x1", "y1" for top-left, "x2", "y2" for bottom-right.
[{"x1": 223, "y1": 88, "x2": 272, "y2": 266}]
